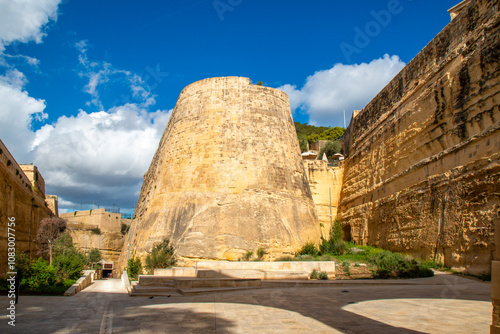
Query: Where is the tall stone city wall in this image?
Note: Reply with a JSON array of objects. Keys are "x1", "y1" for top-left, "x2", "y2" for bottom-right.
[
  {"x1": 118, "y1": 77, "x2": 320, "y2": 270},
  {"x1": 304, "y1": 160, "x2": 344, "y2": 238},
  {"x1": 0, "y1": 140, "x2": 53, "y2": 276},
  {"x1": 339, "y1": 0, "x2": 500, "y2": 274},
  {"x1": 337, "y1": 11, "x2": 500, "y2": 333}
]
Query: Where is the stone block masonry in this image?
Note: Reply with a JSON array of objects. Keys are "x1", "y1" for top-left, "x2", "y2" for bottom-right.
[
  {"x1": 339, "y1": 0, "x2": 499, "y2": 274},
  {"x1": 304, "y1": 160, "x2": 344, "y2": 238},
  {"x1": 0, "y1": 139, "x2": 55, "y2": 276},
  {"x1": 118, "y1": 77, "x2": 320, "y2": 271}
]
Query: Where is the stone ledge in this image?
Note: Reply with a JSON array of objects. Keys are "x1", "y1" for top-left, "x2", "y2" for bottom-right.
[{"x1": 64, "y1": 270, "x2": 94, "y2": 296}]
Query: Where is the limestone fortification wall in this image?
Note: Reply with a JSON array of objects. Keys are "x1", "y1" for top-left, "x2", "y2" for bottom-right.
[
  {"x1": 339, "y1": 0, "x2": 499, "y2": 274},
  {"x1": 304, "y1": 160, "x2": 344, "y2": 238},
  {"x1": 60, "y1": 208, "x2": 128, "y2": 272},
  {"x1": 119, "y1": 76, "x2": 320, "y2": 269},
  {"x1": 0, "y1": 140, "x2": 53, "y2": 276}
]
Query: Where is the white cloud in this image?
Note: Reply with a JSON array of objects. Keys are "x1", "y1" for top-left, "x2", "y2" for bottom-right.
[
  {"x1": 0, "y1": 0, "x2": 61, "y2": 52},
  {"x1": 0, "y1": 2, "x2": 170, "y2": 209},
  {"x1": 76, "y1": 40, "x2": 156, "y2": 110},
  {"x1": 31, "y1": 104, "x2": 171, "y2": 207},
  {"x1": 278, "y1": 54, "x2": 405, "y2": 126},
  {"x1": 0, "y1": 69, "x2": 47, "y2": 163}
]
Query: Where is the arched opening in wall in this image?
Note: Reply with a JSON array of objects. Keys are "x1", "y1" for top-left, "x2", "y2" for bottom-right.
[{"x1": 343, "y1": 224, "x2": 352, "y2": 242}]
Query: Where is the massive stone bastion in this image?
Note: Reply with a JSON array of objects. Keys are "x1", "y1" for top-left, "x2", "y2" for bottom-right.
[{"x1": 119, "y1": 76, "x2": 320, "y2": 268}]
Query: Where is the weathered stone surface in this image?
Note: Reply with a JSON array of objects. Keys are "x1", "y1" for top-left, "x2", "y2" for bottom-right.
[
  {"x1": 304, "y1": 160, "x2": 344, "y2": 238},
  {"x1": 493, "y1": 218, "x2": 500, "y2": 333},
  {"x1": 118, "y1": 77, "x2": 320, "y2": 270},
  {"x1": 339, "y1": 0, "x2": 500, "y2": 274},
  {"x1": 0, "y1": 139, "x2": 53, "y2": 277}
]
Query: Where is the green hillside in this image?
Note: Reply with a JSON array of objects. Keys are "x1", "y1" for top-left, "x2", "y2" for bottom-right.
[{"x1": 294, "y1": 122, "x2": 345, "y2": 143}]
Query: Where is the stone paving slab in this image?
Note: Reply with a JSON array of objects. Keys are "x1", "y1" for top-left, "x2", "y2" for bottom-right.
[{"x1": 0, "y1": 273, "x2": 491, "y2": 334}]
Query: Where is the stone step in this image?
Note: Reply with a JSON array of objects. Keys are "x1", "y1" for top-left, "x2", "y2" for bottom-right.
[
  {"x1": 130, "y1": 291, "x2": 184, "y2": 297},
  {"x1": 173, "y1": 278, "x2": 262, "y2": 289},
  {"x1": 179, "y1": 286, "x2": 267, "y2": 296},
  {"x1": 132, "y1": 286, "x2": 179, "y2": 294},
  {"x1": 196, "y1": 269, "x2": 309, "y2": 280},
  {"x1": 138, "y1": 275, "x2": 175, "y2": 286}
]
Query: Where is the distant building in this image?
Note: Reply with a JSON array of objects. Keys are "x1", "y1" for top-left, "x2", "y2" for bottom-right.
[{"x1": 301, "y1": 151, "x2": 318, "y2": 160}]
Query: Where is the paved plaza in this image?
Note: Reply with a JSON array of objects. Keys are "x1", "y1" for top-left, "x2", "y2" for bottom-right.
[{"x1": 1, "y1": 272, "x2": 492, "y2": 333}]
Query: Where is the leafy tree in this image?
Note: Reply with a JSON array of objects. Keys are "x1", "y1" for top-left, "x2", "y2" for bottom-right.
[
  {"x1": 52, "y1": 232, "x2": 86, "y2": 280},
  {"x1": 318, "y1": 140, "x2": 341, "y2": 160},
  {"x1": 294, "y1": 122, "x2": 330, "y2": 141},
  {"x1": 87, "y1": 248, "x2": 102, "y2": 269},
  {"x1": 256, "y1": 81, "x2": 263, "y2": 86},
  {"x1": 306, "y1": 133, "x2": 320, "y2": 145},
  {"x1": 128, "y1": 255, "x2": 143, "y2": 280},
  {"x1": 299, "y1": 138, "x2": 308, "y2": 152},
  {"x1": 36, "y1": 217, "x2": 67, "y2": 264},
  {"x1": 318, "y1": 126, "x2": 345, "y2": 141},
  {"x1": 145, "y1": 239, "x2": 177, "y2": 274}
]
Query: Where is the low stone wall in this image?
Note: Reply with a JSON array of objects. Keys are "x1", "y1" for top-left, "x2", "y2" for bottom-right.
[
  {"x1": 196, "y1": 261, "x2": 335, "y2": 277},
  {"x1": 121, "y1": 270, "x2": 131, "y2": 294},
  {"x1": 64, "y1": 270, "x2": 94, "y2": 296},
  {"x1": 154, "y1": 267, "x2": 197, "y2": 277}
]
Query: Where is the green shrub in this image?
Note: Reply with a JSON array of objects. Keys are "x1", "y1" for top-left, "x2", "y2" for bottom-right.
[
  {"x1": 9, "y1": 255, "x2": 77, "y2": 294},
  {"x1": 310, "y1": 269, "x2": 319, "y2": 279},
  {"x1": 22, "y1": 257, "x2": 58, "y2": 291},
  {"x1": 320, "y1": 237, "x2": 347, "y2": 255},
  {"x1": 343, "y1": 260, "x2": 351, "y2": 276},
  {"x1": 319, "y1": 219, "x2": 348, "y2": 255},
  {"x1": 90, "y1": 227, "x2": 101, "y2": 235},
  {"x1": 242, "y1": 250, "x2": 254, "y2": 261},
  {"x1": 298, "y1": 242, "x2": 319, "y2": 256},
  {"x1": 145, "y1": 239, "x2": 176, "y2": 274},
  {"x1": 294, "y1": 254, "x2": 315, "y2": 261},
  {"x1": 319, "y1": 271, "x2": 329, "y2": 280},
  {"x1": 370, "y1": 251, "x2": 434, "y2": 279},
  {"x1": 275, "y1": 256, "x2": 294, "y2": 261},
  {"x1": 256, "y1": 248, "x2": 266, "y2": 261},
  {"x1": 128, "y1": 255, "x2": 143, "y2": 280},
  {"x1": 120, "y1": 223, "x2": 130, "y2": 235}
]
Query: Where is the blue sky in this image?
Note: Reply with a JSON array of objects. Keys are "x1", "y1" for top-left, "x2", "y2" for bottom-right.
[{"x1": 0, "y1": 0, "x2": 459, "y2": 211}]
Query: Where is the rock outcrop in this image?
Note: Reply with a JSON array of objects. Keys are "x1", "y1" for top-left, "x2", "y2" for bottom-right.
[
  {"x1": 339, "y1": 0, "x2": 500, "y2": 274},
  {"x1": 119, "y1": 77, "x2": 320, "y2": 268}
]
